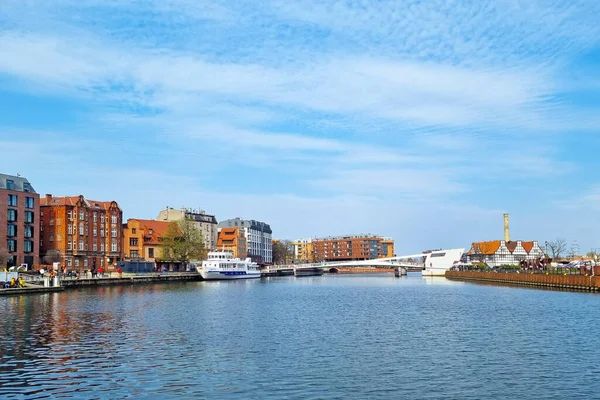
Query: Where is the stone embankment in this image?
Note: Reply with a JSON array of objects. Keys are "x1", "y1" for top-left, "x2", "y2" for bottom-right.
[{"x1": 445, "y1": 271, "x2": 600, "y2": 291}]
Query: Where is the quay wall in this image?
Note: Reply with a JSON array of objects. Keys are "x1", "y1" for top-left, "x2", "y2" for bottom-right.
[{"x1": 445, "y1": 271, "x2": 600, "y2": 291}]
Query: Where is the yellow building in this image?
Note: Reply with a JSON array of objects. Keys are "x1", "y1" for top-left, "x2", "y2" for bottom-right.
[
  {"x1": 292, "y1": 238, "x2": 314, "y2": 262},
  {"x1": 380, "y1": 237, "x2": 395, "y2": 258}
]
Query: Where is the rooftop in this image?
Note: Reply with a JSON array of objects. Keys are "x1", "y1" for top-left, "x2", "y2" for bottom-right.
[{"x1": 0, "y1": 173, "x2": 36, "y2": 193}]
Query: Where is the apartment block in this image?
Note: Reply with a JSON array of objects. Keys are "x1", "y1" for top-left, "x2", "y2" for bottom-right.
[
  {"x1": 0, "y1": 174, "x2": 40, "y2": 269},
  {"x1": 156, "y1": 207, "x2": 218, "y2": 250},
  {"x1": 312, "y1": 234, "x2": 389, "y2": 262},
  {"x1": 218, "y1": 218, "x2": 272, "y2": 264},
  {"x1": 123, "y1": 219, "x2": 181, "y2": 270},
  {"x1": 292, "y1": 238, "x2": 314, "y2": 262},
  {"x1": 40, "y1": 194, "x2": 123, "y2": 271}
]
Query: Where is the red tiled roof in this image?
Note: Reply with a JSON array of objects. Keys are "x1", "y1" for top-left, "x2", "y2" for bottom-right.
[
  {"x1": 129, "y1": 219, "x2": 177, "y2": 245},
  {"x1": 470, "y1": 241, "x2": 501, "y2": 255},
  {"x1": 505, "y1": 241, "x2": 517, "y2": 252},
  {"x1": 40, "y1": 195, "x2": 120, "y2": 210},
  {"x1": 522, "y1": 241, "x2": 534, "y2": 253}
]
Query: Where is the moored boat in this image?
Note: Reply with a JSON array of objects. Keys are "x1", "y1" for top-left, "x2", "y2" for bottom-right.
[
  {"x1": 195, "y1": 251, "x2": 261, "y2": 280},
  {"x1": 294, "y1": 267, "x2": 324, "y2": 277}
]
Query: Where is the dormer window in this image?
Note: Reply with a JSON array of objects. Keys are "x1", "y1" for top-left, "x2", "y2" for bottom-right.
[
  {"x1": 23, "y1": 182, "x2": 30, "y2": 192},
  {"x1": 6, "y1": 180, "x2": 14, "y2": 190}
]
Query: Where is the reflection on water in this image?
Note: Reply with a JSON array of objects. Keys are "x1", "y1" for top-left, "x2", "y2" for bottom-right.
[{"x1": 1, "y1": 276, "x2": 600, "y2": 399}]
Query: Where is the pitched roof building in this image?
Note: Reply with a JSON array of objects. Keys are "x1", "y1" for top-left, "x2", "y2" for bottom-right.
[{"x1": 467, "y1": 240, "x2": 544, "y2": 267}]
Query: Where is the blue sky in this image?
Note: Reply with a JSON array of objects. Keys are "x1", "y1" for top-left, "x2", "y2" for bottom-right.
[{"x1": 1, "y1": 0, "x2": 600, "y2": 254}]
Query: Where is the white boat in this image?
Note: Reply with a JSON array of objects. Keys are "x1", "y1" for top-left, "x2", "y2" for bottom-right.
[
  {"x1": 421, "y1": 249, "x2": 465, "y2": 277},
  {"x1": 195, "y1": 251, "x2": 261, "y2": 280}
]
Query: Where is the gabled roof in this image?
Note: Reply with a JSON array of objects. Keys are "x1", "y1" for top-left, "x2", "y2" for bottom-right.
[
  {"x1": 127, "y1": 219, "x2": 176, "y2": 245},
  {"x1": 522, "y1": 241, "x2": 534, "y2": 253},
  {"x1": 41, "y1": 195, "x2": 120, "y2": 210},
  {"x1": 505, "y1": 241, "x2": 518, "y2": 252},
  {"x1": 470, "y1": 241, "x2": 501, "y2": 255}
]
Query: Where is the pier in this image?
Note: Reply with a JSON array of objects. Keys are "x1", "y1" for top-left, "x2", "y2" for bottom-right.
[{"x1": 446, "y1": 270, "x2": 600, "y2": 291}]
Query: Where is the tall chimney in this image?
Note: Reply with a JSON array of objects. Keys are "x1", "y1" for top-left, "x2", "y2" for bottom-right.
[{"x1": 503, "y1": 213, "x2": 510, "y2": 242}]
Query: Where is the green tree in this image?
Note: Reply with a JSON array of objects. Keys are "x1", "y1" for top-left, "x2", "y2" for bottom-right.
[
  {"x1": 161, "y1": 219, "x2": 206, "y2": 267},
  {"x1": 0, "y1": 247, "x2": 10, "y2": 271}
]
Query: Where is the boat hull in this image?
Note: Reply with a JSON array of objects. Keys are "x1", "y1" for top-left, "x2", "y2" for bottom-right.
[
  {"x1": 294, "y1": 267, "x2": 324, "y2": 277},
  {"x1": 198, "y1": 270, "x2": 261, "y2": 280}
]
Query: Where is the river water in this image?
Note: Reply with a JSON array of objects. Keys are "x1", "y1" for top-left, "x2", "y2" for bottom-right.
[{"x1": 1, "y1": 274, "x2": 599, "y2": 399}]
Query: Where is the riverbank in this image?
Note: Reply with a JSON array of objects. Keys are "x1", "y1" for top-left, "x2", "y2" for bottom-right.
[{"x1": 445, "y1": 270, "x2": 600, "y2": 291}]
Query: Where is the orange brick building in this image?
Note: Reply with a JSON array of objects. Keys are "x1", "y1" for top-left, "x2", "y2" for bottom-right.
[
  {"x1": 312, "y1": 234, "x2": 390, "y2": 262},
  {"x1": 217, "y1": 227, "x2": 247, "y2": 259},
  {"x1": 122, "y1": 219, "x2": 170, "y2": 262},
  {"x1": 40, "y1": 194, "x2": 123, "y2": 271}
]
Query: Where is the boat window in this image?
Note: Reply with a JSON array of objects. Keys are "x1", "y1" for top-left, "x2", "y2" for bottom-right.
[{"x1": 430, "y1": 252, "x2": 446, "y2": 257}]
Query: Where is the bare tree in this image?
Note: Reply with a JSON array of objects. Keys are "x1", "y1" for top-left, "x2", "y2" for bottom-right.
[
  {"x1": 272, "y1": 240, "x2": 294, "y2": 265},
  {"x1": 0, "y1": 248, "x2": 10, "y2": 271},
  {"x1": 547, "y1": 238, "x2": 568, "y2": 260},
  {"x1": 43, "y1": 249, "x2": 62, "y2": 265}
]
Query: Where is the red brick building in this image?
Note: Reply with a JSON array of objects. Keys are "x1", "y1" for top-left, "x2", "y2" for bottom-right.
[
  {"x1": 0, "y1": 174, "x2": 40, "y2": 269},
  {"x1": 312, "y1": 234, "x2": 385, "y2": 262},
  {"x1": 40, "y1": 194, "x2": 123, "y2": 272}
]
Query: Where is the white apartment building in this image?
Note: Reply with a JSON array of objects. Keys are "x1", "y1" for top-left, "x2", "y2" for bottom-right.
[
  {"x1": 156, "y1": 207, "x2": 218, "y2": 250},
  {"x1": 218, "y1": 218, "x2": 272, "y2": 264}
]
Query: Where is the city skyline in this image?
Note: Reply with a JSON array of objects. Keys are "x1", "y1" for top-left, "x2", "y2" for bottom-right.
[{"x1": 2, "y1": 1, "x2": 600, "y2": 254}]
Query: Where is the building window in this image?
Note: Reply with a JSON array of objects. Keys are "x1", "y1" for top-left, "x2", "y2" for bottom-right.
[
  {"x1": 132, "y1": 228, "x2": 137, "y2": 234},
  {"x1": 79, "y1": 211, "x2": 84, "y2": 220},
  {"x1": 6, "y1": 180, "x2": 14, "y2": 190},
  {"x1": 130, "y1": 238, "x2": 139, "y2": 246},
  {"x1": 148, "y1": 248, "x2": 155, "y2": 258},
  {"x1": 111, "y1": 215, "x2": 117, "y2": 224},
  {"x1": 67, "y1": 258, "x2": 72, "y2": 267},
  {"x1": 49, "y1": 234, "x2": 54, "y2": 242},
  {"x1": 111, "y1": 240, "x2": 117, "y2": 252},
  {"x1": 85, "y1": 242, "x2": 88, "y2": 250},
  {"x1": 101, "y1": 243, "x2": 105, "y2": 252},
  {"x1": 68, "y1": 225, "x2": 73, "y2": 235},
  {"x1": 68, "y1": 241, "x2": 72, "y2": 250},
  {"x1": 8, "y1": 209, "x2": 17, "y2": 222},
  {"x1": 93, "y1": 213, "x2": 97, "y2": 222},
  {"x1": 101, "y1": 229, "x2": 105, "y2": 237},
  {"x1": 24, "y1": 240, "x2": 33, "y2": 253},
  {"x1": 101, "y1": 214, "x2": 105, "y2": 223},
  {"x1": 84, "y1": 259, "x2": 88, "y2": 267},
  {"x1": 24, "y1": 211, "x2": 33, "y2": 223},
  {"x1": 93, "y1": 243, "x2": 97, "y2": 251},
  {"x1": 7, "y1": 224, "x2": 16, "y2": 237},
  {"x1": 8, "y1": 194, "x2": 17, "y2": 206},
  {"x1": 130, "y1": 250, "x2": 139, "y2": 258},
  {"x1": 93, "y1": 228, "x2": 97, "y2": 237},
  {"x1": 79, "y1": 223, "x2": 84, "y2": 235},
  {"x1": 68, "y1": 210, "x2": 72, "y2": 220},
  {"x1": 100, "y1": 258, "x2": 104, "y2": 267},
  {"x1": 79, "y1": 240, "x2": 84, "y2": 251},
  {"x1": 85, "y1": 226, "x2": 88, "y2": 235},
  {"x1": 25, "y1": 197, "x2": 34, "y2": 208},
  {"x1": 75, "y1": 259, "x2": 79, "y2": 267},
  {"x1": 7, "y1": 239, "x2": 16, "y2": 252},
  {"x1": 111, "y1": 228, "x2": 117, "y2": 238},
  {"x1": 23, "y1": 182, "x2": 30, "y2": 192},
  {"x1": 24, "y1": 225, "x2": 33, "y2": 238}
]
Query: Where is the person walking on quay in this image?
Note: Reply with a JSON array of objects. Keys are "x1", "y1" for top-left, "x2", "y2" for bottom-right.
[
  {"x1": 117, "y1": 266, "x2": 122, "y2": 278},
  {"x1": 91, "y1": 266, "x2": 97, "y2": 278},
  {"x1": 98, "y1": 266, "x2": 104, "y2": 278}
]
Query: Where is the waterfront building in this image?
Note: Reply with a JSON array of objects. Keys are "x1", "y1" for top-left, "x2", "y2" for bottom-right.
[
  {"x1": 122, "y1": 219, "x2": 182, "y2": 270},
  {"x1": 466, "y1": 240, "x2": 545, "y2": 267},
  {"x1": 218, "y1": 218, "x2": 272, "y2": 264},
  {"x1": 40, "y1": 194, "x2": 123, "y2": 271},
  {"x1": 0, "y1": 174, "x2": 40, "y2": 269},
  {"x1": 312, "y1": 234, "x2": 386, "y2": 262},
  {"x1": 156, "y1": 207, "x2": 218, "y2": 250},
  {"x1": 380, "y1": 237, "x2": 395, "y2": 258},
  {"x1": 217, "y1": 227, "x2": 247, "y2": 259},
  {"x1": 292, "y1": 238, "x2": 314, "y2": 263}
]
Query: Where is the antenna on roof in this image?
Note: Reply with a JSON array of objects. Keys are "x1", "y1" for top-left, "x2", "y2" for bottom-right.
[{"x1": 16, "y1": 173, "x2": 20, "y2": 177}]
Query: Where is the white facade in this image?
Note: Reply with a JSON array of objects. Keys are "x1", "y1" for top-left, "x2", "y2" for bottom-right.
[
  {"x1": 218, "y1": 218, "x2": 272, "y2": 264},
  {"x1": 156, "y1": 207, "x2": 218, "y2": 250},
  {"x1": 468, "y1": 240, "x2": 545, "y2": 268}
]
